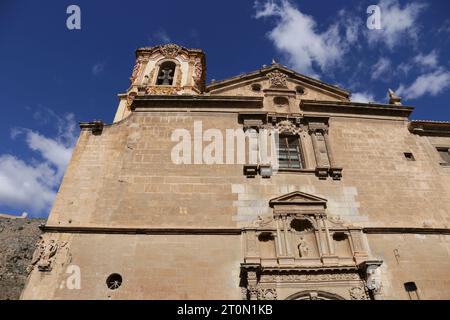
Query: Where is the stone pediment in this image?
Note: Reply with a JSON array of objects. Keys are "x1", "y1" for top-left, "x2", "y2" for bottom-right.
[
  {"x1": 269, "y1": 191, "x2": 327, "y2": 208},
  {"x1": 206, "y1": 64, "x2": 350, "y2": 102}
]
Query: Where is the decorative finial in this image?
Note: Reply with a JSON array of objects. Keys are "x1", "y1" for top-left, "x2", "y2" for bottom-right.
[
  {"x1": 272, "y1": 58, "x2": 277, "y2": 65},
  {"x1": 388, "y1": 88, "x2": 402, "y2": 105}
]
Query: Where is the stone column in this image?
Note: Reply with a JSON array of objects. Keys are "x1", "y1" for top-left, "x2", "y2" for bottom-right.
[
  {"x1": 310, "y1": 130, "x2": 320, "y2": 167},
  {"x1": 322, "y1": 216, "x2": 334, "y2": 255},
  {"x1": 323, "y1": 129, "x2": 342, "y2": 180},
  {"x1": 282, "y1": 216, "x2": 291, "y2": 256},
  {"x1": 323, "y1": 130, "x2": 334, "y2": 167},
  {"x1": 275, "y1": 218, "x2": 284, "y2": 256},
  {"x1": 309, "y1": 126, "x2": 330, "y2": 179}
]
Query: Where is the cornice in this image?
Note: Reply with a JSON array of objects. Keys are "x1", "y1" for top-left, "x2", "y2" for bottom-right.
[
  {"x1": 131, "y1": 95, "x2": 263, "y2": 110},
  {"x1": 408, "y1": 120, "x2": 450, "y2": 136},
  {"x1": 40, "y1": 225, "x2": 450, "y2": 235},
  {"x1": 301, "y1": 100, "x2": 414, "y2": 118},
  {"x1": 135, "y1": 44, "x2": 204, "y2": 57}
]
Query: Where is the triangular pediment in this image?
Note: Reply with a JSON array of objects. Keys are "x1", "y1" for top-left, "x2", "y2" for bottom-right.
[
  {"x1": 269, "y1": 191, "x2": 327, "y2": 208},
  {"x1": 206, "y1": 64, "x2": 349, "y2": 102}
]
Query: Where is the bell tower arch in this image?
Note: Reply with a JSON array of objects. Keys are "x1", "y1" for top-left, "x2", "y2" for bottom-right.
[{"x1": 113, "y1": 43, "x2": 206, "y2": 122}]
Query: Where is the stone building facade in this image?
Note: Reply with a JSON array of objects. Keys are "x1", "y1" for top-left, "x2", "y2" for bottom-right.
[{"x1": 21, "y1": 44, "x2": 450, "y2": 300}]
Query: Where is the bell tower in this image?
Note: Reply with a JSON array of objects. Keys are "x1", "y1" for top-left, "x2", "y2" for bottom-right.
[{"x1": 113, "y1": 43, "x2": 206, "y2": 122}]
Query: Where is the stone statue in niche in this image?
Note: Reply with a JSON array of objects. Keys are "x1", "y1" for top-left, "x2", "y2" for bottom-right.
[
  {"x1": 297, "y1": 236, "x2": 309, "y2": 257},
  {"x1": 142, "y1": 75, "x2": 149, "y2": 86}
]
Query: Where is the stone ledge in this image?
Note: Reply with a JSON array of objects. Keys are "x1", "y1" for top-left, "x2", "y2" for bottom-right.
[
  {"x1": 301, "y1": 100, "x2": 413, "y2": 118},
  {"x1": 40, "y1": 225, "x2": 450, "y2": 236}
]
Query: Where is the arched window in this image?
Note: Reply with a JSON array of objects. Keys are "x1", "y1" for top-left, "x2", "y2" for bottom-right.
[{"x1": 156, "y1": 61, "x2": 176, "y2": 85}]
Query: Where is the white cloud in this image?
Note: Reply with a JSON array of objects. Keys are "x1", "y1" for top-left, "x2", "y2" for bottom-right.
[
  {"x1": 338, "y1": 9, "x2": 363, "y2": 45},
  {"x1": 413, "y1": 50, "x2": 438, "y2": 69},
  {"x1": 0, "y1": 155, "x2": 57, "y2": 214},
  {"x1": 398, "y1": 62, "x2": 412, "y2": 75},
  {"x1": 366, "y1": 0, "x2": 427, "y2": 49},
  {"x1": 92, "y1": 62, "x2": 106, "y2": 76},
  {"x1": 351, "y1": 91, "x2": 376, "y2": 103},
  {"x1": 396, "y1": 68, "x2": 450, "y2": 99},
  {"x1": 438, "y1": 19, "x2": 450, "y2": 34},
  {"x1": 25, "y1": 131, "x2": 73, "y2": 173},
  {"x1": 151, "y1": 28, "x2": 171, "y2": 44},
  {"x1": 0, "y1": 113, "x2": 77, "y2": 217},
  {"x1": 254, "y1": 0, "x2": 349, "y2": 76},
  {"x1": 371, "y1": 57, "x2": 391, "y2": 80}
]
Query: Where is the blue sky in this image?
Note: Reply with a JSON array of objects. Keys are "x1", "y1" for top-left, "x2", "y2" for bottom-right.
[{"x1": 1, "y1": 0, "x2": 450, "y2": 217}]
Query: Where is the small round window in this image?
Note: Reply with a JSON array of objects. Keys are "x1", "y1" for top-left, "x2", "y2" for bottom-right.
[
  {"x1": 106, "y1": 273, "x2": 122, "y2": 290},
  {"x1": 296, "y1": 86, "x2": 305, "y2": 95},
  {"x1": 251, "y1": 83, "x2": 262, "y2": 92}
]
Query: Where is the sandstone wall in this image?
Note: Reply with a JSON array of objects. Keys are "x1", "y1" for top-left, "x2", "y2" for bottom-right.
[{"x1": 21, "y1": 110, "x2": 450, "y2": 299}]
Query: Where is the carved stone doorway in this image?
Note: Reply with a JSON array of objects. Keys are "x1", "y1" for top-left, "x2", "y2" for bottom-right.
[{"x1": 286, "y1": 290, "x2": 345, "y2": 300}]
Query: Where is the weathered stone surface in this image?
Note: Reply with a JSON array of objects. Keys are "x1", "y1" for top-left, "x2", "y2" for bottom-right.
[{"x1": 0, "y1": 216, "x2": 44, "y2": 300}]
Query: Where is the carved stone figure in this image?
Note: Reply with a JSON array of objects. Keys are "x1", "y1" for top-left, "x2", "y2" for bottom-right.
[
  {"x1": 267, "y1": 70, "x2": 288, "y2": 87},
  {"x1": 130, "y1": 57, "x2": 143, "y2": 84},
  {"x1": 193, "y1": 57, "x2": 202, "y2": 86},
  {"x1": 388, "y1": 88, "x2": 402, "y2": 105},
  {"x1": 297, "y1": 236, "x2": 309, "y2": 257},
  {"x1": 176, "y1": 69, "x2": 182, "y2": 87},
  {"x1": 328, "y1": 215, "x2": 345, "y2": 225},
  {"x1": 258, "y1": 288, "x2": 277, "y2": 300},
  {"x1": 160, "y1": 43, "x2": 181, "y2": 58},
  {"x1": 276, "y1": 120, "x2": 302, "y2": 135},
  {"x1": 366, "y1": 265, "x2": 382, "y2": 293},
  {"x1": 142, "y1": 75, "x2": 149, "y2": 86},
  {"x1": 126, "y1": 92, "x2": 136, "y2": 107},
  {"x1": 252, "y1": 215, "x2": 274, "y2": 227},
  {"x1": 27, "y1": 237, "x2": 65, "y2": 273},
  {"x1": 37, "y1": 239, "x2": 59, "y2": 271},
  {"x1": 146, "y1": 86, "x2": 181, "y2": 95},
  {"x1": 27, "y1": 236, "x2": 45, "y2": 273}
]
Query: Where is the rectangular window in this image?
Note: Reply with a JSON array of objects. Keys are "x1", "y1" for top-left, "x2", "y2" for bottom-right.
[
  {"x1": 437, "y1": 147, "x2": 450, "y2": 165},
  {"x1": 278, "y1": 135, "x2": 303, "y2": 169}
]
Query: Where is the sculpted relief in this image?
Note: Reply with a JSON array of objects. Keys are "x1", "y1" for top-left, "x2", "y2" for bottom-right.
[
  {"x1": 240, "y1": 191, "x2": 382, "y2": 300},
  {"x1": 27, "y1": 236, "x2": 68, "y2": 273}
]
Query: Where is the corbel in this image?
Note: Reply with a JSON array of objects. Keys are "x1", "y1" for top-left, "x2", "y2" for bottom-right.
[{"x1": 79, "y1": 120, "x2": 104, "y2": 135}]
